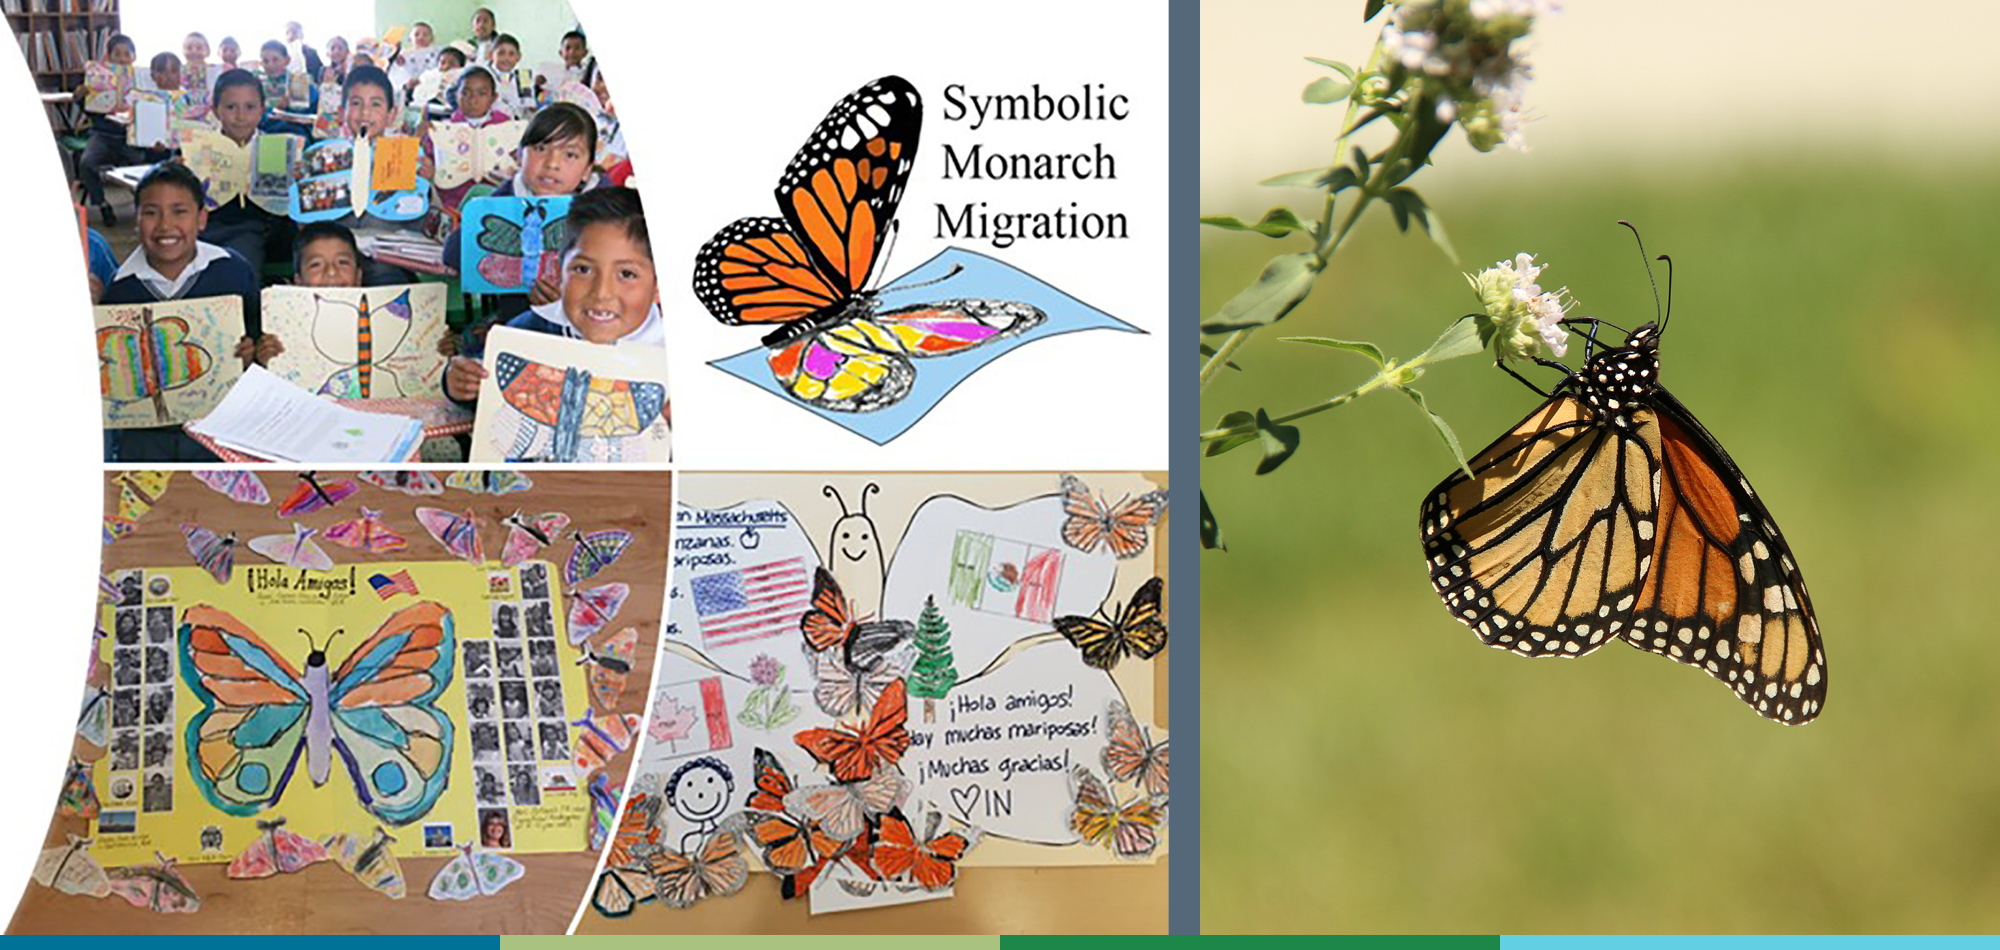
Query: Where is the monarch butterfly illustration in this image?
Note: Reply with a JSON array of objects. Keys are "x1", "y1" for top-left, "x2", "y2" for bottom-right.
[
  {"x1": 692, "y1": 75, "x2": 1045, "y2": 412},
  {"x1": 97, "y1": 306, "x2": 214, "y2": 423},
  {"x1": 492, "y1": 354, "x2": 666, "y2": 463},
  {"x1": 1419, "y1": 233, "x2": 1824, "y2": 724}
]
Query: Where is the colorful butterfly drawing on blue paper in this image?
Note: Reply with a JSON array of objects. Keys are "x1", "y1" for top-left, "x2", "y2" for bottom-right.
[
  {"x1": 691, "y1": 75, "x2": 1045, "y2": 413},
  {"x1": 463, "y1": 196, "x2": 571, "y2": 295},
  {"x1": 178, "y1": 601, "x2": 455, "y2": 825},
  {"x1": 492, "y1": 354, "x2": 666, "y2": 463}
]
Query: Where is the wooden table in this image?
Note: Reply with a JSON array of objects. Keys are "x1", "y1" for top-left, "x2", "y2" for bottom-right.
[{"x1": 8, "y1": 469, "x2": 670, "y2": 935}]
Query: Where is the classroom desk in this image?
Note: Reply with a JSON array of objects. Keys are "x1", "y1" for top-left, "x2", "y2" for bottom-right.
[
  {"x1": 106, "y1": 163, "x2": 155, "y2": 196},
  {"x1": 43, "y1": 91, "x2": 77, "y2": 104},
  {"x1": 8, "y1": 470, "x2": 669, "y2": 935}
]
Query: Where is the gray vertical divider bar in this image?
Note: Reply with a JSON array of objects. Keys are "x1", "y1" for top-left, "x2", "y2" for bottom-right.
[{"x1": 1168, "y1": 0, "x2": 1200, "y2": 935}]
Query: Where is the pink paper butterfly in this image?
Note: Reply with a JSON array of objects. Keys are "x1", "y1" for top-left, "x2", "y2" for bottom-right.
[
  {"x1": 416, "y1": 507, "x2": 485, "y2": 564},
  {"x1": 567, "y1": 583, "x2": 629, "y2": 646},
  {"x1": 500, "y1": 510, "x2": 570, "y2": 568},
  {"x1": 193, "y1": 470, "x2": 271, "y2": 505},
  {"x1": 227, "y1": 819, "x2": 329, "y2": 879},
  {"x1": 325, "y1": 507, "x2": 411, "y2": 553}
]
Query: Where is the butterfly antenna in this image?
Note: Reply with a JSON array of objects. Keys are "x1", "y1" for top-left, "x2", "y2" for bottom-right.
[
  {"x1": 1616, "y1": 220, "x2": 1664, "y2": 331},
  {"x1": 1656, "y1": 254, "x2": 1674, "y2": 336}
]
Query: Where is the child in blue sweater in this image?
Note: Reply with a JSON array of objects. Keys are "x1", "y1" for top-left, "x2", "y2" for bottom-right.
[{"x1": 101, "y1": 163, "x2": 261, "y2": 461}]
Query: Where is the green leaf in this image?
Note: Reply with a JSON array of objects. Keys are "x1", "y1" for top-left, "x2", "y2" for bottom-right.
[
  {"x1": 1260, "y1": 166, "x2": 1335, "y2": 188},
  {"x1": 1302, "y1": 77, "x2": 1353, "y2": 104},
  {"x1": 1416, "y1": 315, "x2": 1484, "y2": 364},
  {"x1": 1351, "y1": 145, "x2": 1371, "y2": 182},
  {"x1": 1400, "y1": 386, "x2": 1472, "y2": 479},
  {"x1": 1280, "y1": 335, "x2": 1385, "y2": 368},
  {"x1": 1199, "y1": 342, "x2": 1243, "y2": 371},
  {"x1": 1205, "y1": 410, "x2": 1259, "y2": 457},
  {"x1": 1200, "y1": 492, "x2": 1225, "y2": 551},
  {"x1": 1201, "y1": 252, "x2": 1321, "y2": 332},
  {"x1": 1254, "y1": 409, "x2": 1302, "y2": 476},
  {"x1": 1305, "y1": 57, "x2": 1356, "y2": 80},
  {"x1": 1364, "y1": 0, "x2": 1387, "y2": 22},
  {"x1": 1199, "y1": 206, "x2": 1313, "y2": 239},
  {"x1": 1383, "y1": 187, "x2": 1457, "y2": 263},
  {"x1": 1320, "y1": 165, "x2": 1360, "y2": 193}
]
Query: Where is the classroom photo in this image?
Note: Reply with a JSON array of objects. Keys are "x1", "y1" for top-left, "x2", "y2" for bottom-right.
[{"x1": 9, "y1": 1, "x2": 665, "y2": 464}]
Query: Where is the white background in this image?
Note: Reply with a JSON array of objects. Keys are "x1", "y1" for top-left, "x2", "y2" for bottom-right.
[{"x1": 0, "y1": 0, "x2": 1170, "y2": 905}]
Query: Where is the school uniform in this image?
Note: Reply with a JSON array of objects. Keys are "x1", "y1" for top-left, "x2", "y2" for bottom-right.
[
  {"x1": 100, "y1": 242, "x2": 261, "y2": 461},
  {"x1": 198, "y1": 134, "x2": 295, "y2": 276}
]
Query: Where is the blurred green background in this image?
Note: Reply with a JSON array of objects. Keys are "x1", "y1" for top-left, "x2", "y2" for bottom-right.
[
  {"x1": 1201, "y1": 160, "x2": 2000, "y2": 933},
  {"x1": 1196, "y1": 0, "x2": 2000, "y2": 911}
]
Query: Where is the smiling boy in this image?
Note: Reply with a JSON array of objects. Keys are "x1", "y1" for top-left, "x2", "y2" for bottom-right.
[{"x1": 100, "y1": 163, "x2": 260, "y2": 461}]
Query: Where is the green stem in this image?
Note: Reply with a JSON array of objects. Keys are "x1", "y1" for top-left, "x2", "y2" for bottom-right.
[{"x1": 1198, "y1": 370, "x2": 1395, "y2": 443}]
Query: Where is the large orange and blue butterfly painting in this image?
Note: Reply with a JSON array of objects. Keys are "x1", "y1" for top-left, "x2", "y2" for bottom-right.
[
  {"x1": 693, "y1": 75, "x2": 1139, "y2": 445},
  {"x1": 477, "y1": 328, "x2": 668, "y2": 463},
  {"x1": 178, "y1": 600, "x2": 456, "y2": 824},
  {"x1": 264, "y1": 284, "x2": 448, "y2": 399},
  {"x1": 461, "y1": 196, "x2": 571, "y2": 294},
  {"x1": 95, "y1": 298, "x2": 247, "y2": 428}
]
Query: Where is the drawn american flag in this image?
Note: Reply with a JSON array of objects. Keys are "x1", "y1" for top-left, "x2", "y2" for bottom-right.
[
  {"x1": 689, "y1": 556, "x2": 813, "y2": 650},
  {"x1": 369, "y1": 570, "x2": 419, "y2": 598}
]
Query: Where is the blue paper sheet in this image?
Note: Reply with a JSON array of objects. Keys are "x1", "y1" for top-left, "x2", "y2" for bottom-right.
[{"x1": 708, "y1": 247, "x2": 1142, "y2": 445}]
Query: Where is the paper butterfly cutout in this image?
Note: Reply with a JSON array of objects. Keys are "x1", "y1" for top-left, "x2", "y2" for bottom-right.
[
  {"x1": 801, "y1": 567, "x2": 912, "y2": 670},
  {"x1": 593, "y1": 792, "x2": 663, "y2": 917},
  {"x1": 279, "y1": 472, "x2": 361, "y2": 516},
  {"x1": 193, "y1": 470, "x2": 271, "y2": 505},
  {"x1": 107, "y1": 852, "x2": 203, "y2": 913},
  {"x1": 633, "y1": 830, "x2": 750, "y2": 909},
  {"x1": 426, "y1": 120, "x2": 525, "y2": 190},
  {"x1": 805, "y1": 641, "x2": 911, "y2": 720},
  {"x1": 492, "y1": 355, "x2": 667, "y2": 463},
  {"x1": 692, "y1": 75, "x2": 1045, "y2": 413},
  {"x1": 567, "y1": 583, "x2": 628, "y2": 646},
  {"x1": 588, "y1": 771, "x2": 619, "y2": 853},
  {"x1": 360, "y1": 470, "x2": 445, "y2": 495},
  {"x1": 873, "y1": 807, "x2": 978, "y2": 891},
  {"x1": 182, "y1": 522, "x2": 239, "y2": 584},
  {"x1": 1054, "y1": 576, "x2": 1167, "y2": 671},
  {"x1": 249, "y1": 523, "x2": 338, "y2": 570},
  {"x1": 59, "y1": 758, "x2": 100, "y2": 820},
  {"x1": 326, "y1": 507, "x2": 411, "y2": 553},
  {"x1": 227, "y1": 818, "x2": 331, "y2": 878},
  {"x1": 584, "y1": 626, "x2": 639, "y2": 711},
  {"x1": 1068, "y1": 765, "x2": 1164, "y2": 859},
  {"x1": 428, "y1": 844, "x2": 525, "y2": 900},
  {"x1": 566, "y1": 529, "x2": 632, "y2": 586},
  {"x1": 77, "y1": 685, "x2": 109, "y2": 747},
  {"x1": 104, "y1": 471, "x2": 172, "y2": 544},
  {"x1": 784, "y1": 764, "x2": 910, "y2": 842},
  {"x1": 445, "y1": 470, "x2": 535, "y2": 494},
  {"x1": 416, "y1": 507, "x2": 485, "y2": 564},
  {"x1": 469, "y1": 196, "x2": 569, "y2": 292},
  {"x1": 794, "y1": 678, "x2": 911, "y2": 783},
  {"x1": 308, "y1": 289, "x2": 431, "y2": 398},
  {"x1": 323, "y1": 826, "x2": 407, "y2": 898},
  {"x1": 182, "y1": 602, "x2": 455, "y2": 825},
  {"x1": 572, "y1": 708, "x2": 642, "y2": 774},
  {"x1": 1060, "y1": 473, "x2": 1167, "y2": 559},
  {"x1": 501, "y1": 510, "x2": 570, "y2": 568},
  {"x1": 1102, "y1": 701, "x2": 1169, "y2": 798},
  {"x1": 738, "y1": 747, "x2": 868, "y2": 899},
  {"x1": 33, "y1": 835, "x2": 110, "y2": 897},
  {"x1": 98, "y1": 306, "x2": 215, "y2": 423}
]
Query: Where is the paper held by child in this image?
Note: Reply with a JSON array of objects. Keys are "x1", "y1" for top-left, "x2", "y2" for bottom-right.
[
  {"x1": 96, "y1": 296, "x2": 247, "y2": 429},
  {"x1": 469, "y1": 327, "x2": 670, "y2": 464},
  {"x1": 187, "y1": 366, "x2": 425, "y2": 462}
]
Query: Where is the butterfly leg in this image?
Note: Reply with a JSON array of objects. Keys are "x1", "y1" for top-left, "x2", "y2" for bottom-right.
[{"x1": 1496, "y1": 358, "x2": 1558, "y2": 398}]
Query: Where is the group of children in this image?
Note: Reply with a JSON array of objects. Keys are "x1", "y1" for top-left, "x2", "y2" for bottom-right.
[{"x1": 77, "y1": 10, "x2": 653, "y2": 462}]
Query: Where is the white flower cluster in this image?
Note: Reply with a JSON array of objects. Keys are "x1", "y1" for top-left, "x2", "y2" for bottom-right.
[
  {"x1": 1467, "y1": 252, "x2": 1574, "y2": 361},
  {"x1": 1377, "y1": 0, "x2": 1554, "y2": 151}
]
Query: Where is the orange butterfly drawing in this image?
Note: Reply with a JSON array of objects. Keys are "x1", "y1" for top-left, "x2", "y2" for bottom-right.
[
  {"x1": 692, "y1": 75, "x2": 1045, "y2": 415},
  {"x1": 793, "y1": 678, "x2": 912, "y2": 783}
]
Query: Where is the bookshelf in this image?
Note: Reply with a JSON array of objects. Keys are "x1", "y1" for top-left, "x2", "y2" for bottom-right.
[{"x1": 6, "y1": 0, "x2": 120, "y2": 135}]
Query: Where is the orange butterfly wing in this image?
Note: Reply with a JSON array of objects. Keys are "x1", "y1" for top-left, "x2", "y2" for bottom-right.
[
  {"x1": 799, "y1": 567, "x2": 855, "y2": 653},
  {"x1": 329, "y1": 601, "x2": 452, "y2": 707},
  {"x1": 873, "y1": 810, "x2": 969, "y2": 890},
  {"x1": 182, "y1": 606, "x2": 307, "y2": 707},
  {"x1": 692, "y1": 218, "x2": 845, "y2": 326},
  {"x1": 793, "y1": 679, "x2": 910, "y2": 782}
]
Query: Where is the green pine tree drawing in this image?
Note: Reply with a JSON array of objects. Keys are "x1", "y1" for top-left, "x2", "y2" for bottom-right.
[{"x1": 909, "y1": 595, "x2": 959, "y2": 722}]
